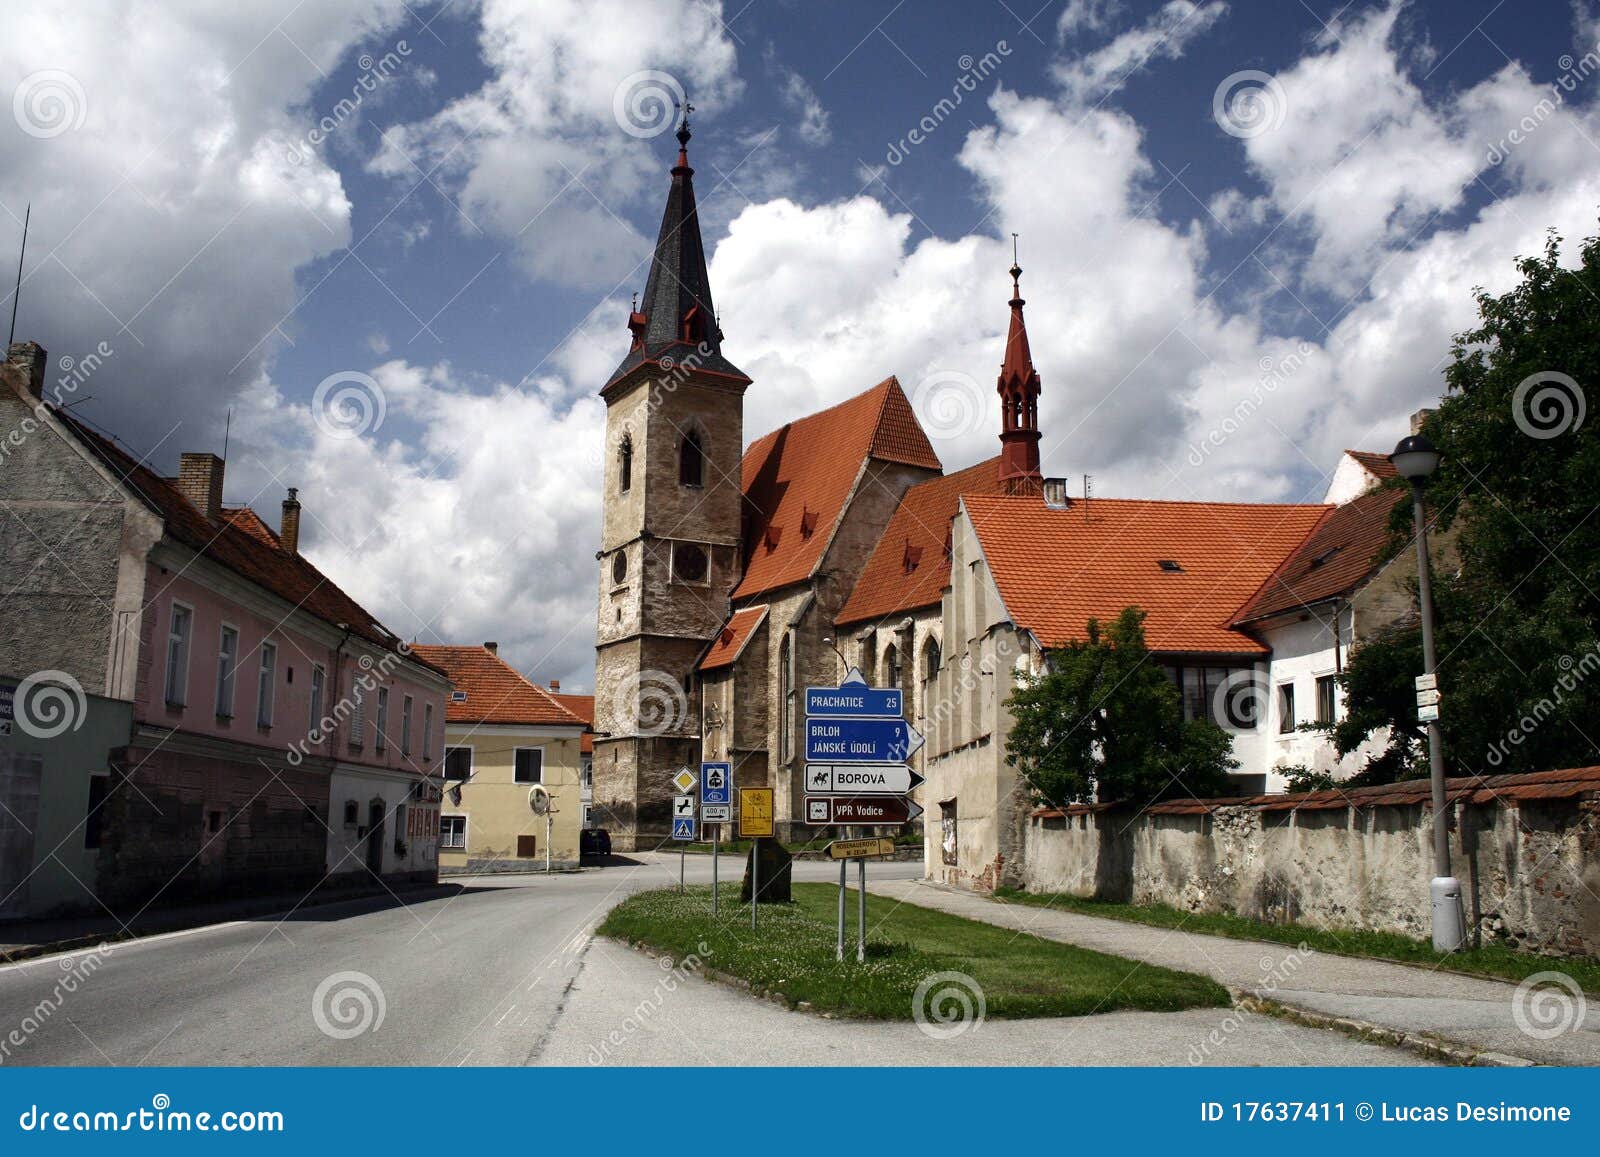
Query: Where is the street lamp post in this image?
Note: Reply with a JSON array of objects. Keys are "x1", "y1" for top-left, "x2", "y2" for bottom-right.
[{"x1": 1389, "y1": 433, "x2": 1465, "y2": 952}]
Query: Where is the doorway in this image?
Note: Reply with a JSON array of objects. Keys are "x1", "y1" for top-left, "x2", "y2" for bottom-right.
[{"x1": 365, "y1": 799, "x2": 386, "y2": 876}]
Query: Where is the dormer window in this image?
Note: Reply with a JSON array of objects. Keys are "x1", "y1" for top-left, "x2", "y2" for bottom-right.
[
  {"x1": 800, "y1": 508, "x2": 818, "y2": 539},
  {"x1": 902, "y1": 541, "x2": 923, "y2": 574},
  {"x1": 1157, "y1": 559, "x2": 1184, "y2": 573},
  {"x1": 764, "y1": 524, "x2": 783, "y2": 552}
]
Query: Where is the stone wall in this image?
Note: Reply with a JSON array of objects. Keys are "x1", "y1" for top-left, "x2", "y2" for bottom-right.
[{"x1": 1022, "y1": 770, "x2": 1600, "y2": 956}]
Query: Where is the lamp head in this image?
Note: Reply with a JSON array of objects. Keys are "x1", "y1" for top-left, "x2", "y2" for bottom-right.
[{"x1": 1389, "y1": 433, "x2": 1441, "y2": 483}]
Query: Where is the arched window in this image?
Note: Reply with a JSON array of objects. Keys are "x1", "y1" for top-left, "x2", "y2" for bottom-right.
[
  {"x1": 883, "y1": 643, "x2": 901, "y2": 694},
  {"x1": 922, "y1": 636, "x2": 941, "y2": 682},
  {"x1": 779, "y1": 633, "x2": 795, "y2": 763},
  {"x1": 679, "y1": 429, "x2": 704, "y2": 487},
  {"x1": 618, "y1": 434, "x2": 633, "y2": 493}
]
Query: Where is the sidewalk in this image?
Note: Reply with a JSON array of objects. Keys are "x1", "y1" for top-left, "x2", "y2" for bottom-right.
[
  {"x1": 866, "y1": 878, "x2": 1598, "y2": 1066},
  {"x1": 0, "y1": 880, "x2": 458, "y2": 964}
]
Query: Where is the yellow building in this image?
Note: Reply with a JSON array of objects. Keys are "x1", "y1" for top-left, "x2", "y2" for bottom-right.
[{"x1": 410, "y1": 643, "x2": 587, "y2": 872}]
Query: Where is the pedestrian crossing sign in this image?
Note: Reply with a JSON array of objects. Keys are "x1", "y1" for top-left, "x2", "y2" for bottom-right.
[{"x1": 671, "y1": 815, "x2": 697, "y2": 841}]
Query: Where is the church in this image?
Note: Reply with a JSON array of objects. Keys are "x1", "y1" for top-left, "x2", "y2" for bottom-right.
[{"x1": 590, "y1": 116, "x2": 1421, "y2": 867}]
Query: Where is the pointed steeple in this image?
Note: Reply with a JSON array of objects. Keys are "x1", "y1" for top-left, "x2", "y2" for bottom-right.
[
  {"x1": 606, "y1": 104, "x2": 748, "y2": 392},
  {"x1": 997, "y1": 239, "x2": 1043, "y2": 491}
]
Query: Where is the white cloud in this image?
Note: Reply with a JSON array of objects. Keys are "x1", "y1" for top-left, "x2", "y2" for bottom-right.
[
  {"x1": 770, "y1": 54, "x2": 832, "y2": 146},
  {"x1": 1053, "y1": 0, "x2": 1228, "y2": 100}
]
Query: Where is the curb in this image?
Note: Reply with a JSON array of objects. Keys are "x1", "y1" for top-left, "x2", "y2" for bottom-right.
[
  {"x1": 1231, "y1": 990, "x2": 1539, "y2": 1068},
  {"x1": 0, "y1": 882, "x2": 458, "y2": 965}
]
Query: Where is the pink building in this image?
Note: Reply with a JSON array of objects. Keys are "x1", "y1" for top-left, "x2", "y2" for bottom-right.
[{"x1": 0, "y1": 343, "x2": 449, "y2": 912}]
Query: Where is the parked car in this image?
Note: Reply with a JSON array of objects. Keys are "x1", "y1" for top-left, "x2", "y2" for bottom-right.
[{"x1": 580, "y1": 828, "x2": 612, "y2": 857}]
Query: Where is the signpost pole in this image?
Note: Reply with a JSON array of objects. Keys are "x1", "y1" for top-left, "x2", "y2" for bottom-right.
[
  {"x1": 712, "y1": 824, "x2": 719, "y2": 916},
  {"x1": 751, "y1": 839, "x2": 759, "y2": 932},
  {"x1": 857, "y1": 857, "x2": 866, "y2": 963},
  {"x1": 836, "y1": 858, "x2": 846, "y2": 962},
  {"x1": 545, "y1": 812, "x2": 552, "y2": 875},
  {"x1": 680, "y1": 844, "x2": 685, "y2": 892}
]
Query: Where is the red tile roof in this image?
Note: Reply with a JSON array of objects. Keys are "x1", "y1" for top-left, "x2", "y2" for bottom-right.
[
  {"x1": 549, "y1": 692, "x2": 595, "y2": 753},
  {"x1": 1232, "y1": 485, "x2": 1405, "y2": 624},
  {"x1": 700, "y1": 605, "x2": 768, "y2": 671},
  {"x1": 964, "y1": 494, "x2": 1330, "y2": 655},
  {"x1": 410, "y1": 645, "x2": 583, "y2": 727},
  {"x1": 1346, "y1": 449, "x2": 1399, "y2": 480},
  {"x1": 836, "y1": 457, "x2": 1006, "y2": 627},
  {"x1": 54, "y1": 410, "x2": 434, "y2": 671},
  {"x1": 736, "y1": 378, "x2": 940, "y2": 600}
]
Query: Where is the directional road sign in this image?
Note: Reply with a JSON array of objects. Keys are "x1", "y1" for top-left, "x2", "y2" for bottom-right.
[
  {"x1": 673, "y1": 794, "x2": 696, "y2": 817},
  {"x1": 671, "y1": 815, "x2": 697, "y2": 840},
  {"x1": 702, "y1": 804, "x2": 731, "y2": 823},
  {"x1": 804, "y1": 763, "x2": 923, "y2": 795},
  {"x1": 671, "y1": 767, "x2": 698, "y2": 794},
  {"x1": 700, "y1": 761, "x2": 732, "y2": 805},
  {"x1": 805, "y1": 717, "x2": 924, "y2": 762},
  {"x1": 1415, "y1": 673, "x2": 1437, "y2": 692},
  {"x1": 826, "y1": 837, "x2": 896, "y2": 860},
  {"x1": 1418, "y1": 702, "x2": 1440, "y2": 723},
  {"x1": 738, "y1": 787, "x2": 773, "y2": 838},
  {"x1": 806, "y1": 669, "x2": 903, "y2": 719},
  {"x1": 804, "y1": 795, "x2": 923, "y2": 825}
]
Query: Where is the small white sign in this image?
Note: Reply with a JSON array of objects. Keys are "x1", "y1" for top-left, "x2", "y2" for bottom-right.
[
  {"x1": 1415, "y1": 673, "x2": 1437, "y2": 692},
  {"x1": 1418, "y1": 702, "x2": 1440, "y2": 722},
  {"x1": 672, "y1": 795, "x2": 696, "y2": 819},
  {"x1": 1416, "y1": 688, "x2": 1441, "y2": 706},
  {"x1": 702, "y1": 804, "x2": 731, "y2": 823}
]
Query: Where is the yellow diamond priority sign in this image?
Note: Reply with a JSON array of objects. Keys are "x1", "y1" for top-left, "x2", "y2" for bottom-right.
[{"x1": 671, "y1": 767, "x2": 697, "y2": 794}]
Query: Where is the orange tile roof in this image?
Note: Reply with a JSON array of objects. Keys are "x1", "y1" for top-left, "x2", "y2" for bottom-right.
[
  {"x1": 836, "y1": 457, "x2": 1006, "y2": 627},
  {"x1": 1232, "y1": 485, "x2": 1404, "y2": 624},
  {"x1": 964, "y1": 494, "x2": 1330, "y2": 655},
  {"x1": 549, "y1": 692, "x2": 595, "y2": 753},
  {"x1": 1346, "y1": 449, "x2": 1399, "y2": 479},
  {"x1": 410, "y1": 645, "x2": 583, "y2": 727},
  {"x1": 55, "y1": 411, "x2": 437, "y2": 673},
  {"x1": 700, "y1": 605, "x2": 768, "y2": 671},
  {"x1": 736, "y1": 377, "x2": 940, "y2": 600}
]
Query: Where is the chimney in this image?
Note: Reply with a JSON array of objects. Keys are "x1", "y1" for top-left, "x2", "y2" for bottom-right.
[
  {"x1": 1409, "y1": 408, "x2": 1434, "y2": 435},
  {"x1": 7, "y1": 342, "x2": 47, "y2": 399},
  {"x1": 280, "y1": 488, "x2": 301, "y2": 555},
  {"x1": 483, "y1": 641, "x2": 498, "y2": 655},
  {"x1": 177, "y1": 452, "x2": 225, "y2": 522},
  {"x1": 548, "y1": 679, "x2": 560, "y2": 692}
]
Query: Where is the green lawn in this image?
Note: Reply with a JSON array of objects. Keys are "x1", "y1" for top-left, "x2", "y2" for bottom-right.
[
  {"x1": 993, "y1": 887, "x2": 1600, "y2": 995},
  {"x1": 598, "y1": 883, "x2": 1229, "y2": 1020}
]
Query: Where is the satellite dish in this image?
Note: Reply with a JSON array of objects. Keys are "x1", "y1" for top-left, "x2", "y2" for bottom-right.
[{"x1": 529, "y1": 784, "x2": 552, "y2": 815}]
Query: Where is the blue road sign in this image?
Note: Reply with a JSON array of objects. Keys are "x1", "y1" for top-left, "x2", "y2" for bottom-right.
[
  {"x1": 671, "y1": 815, "x2": 697, "y2": 841},
  {"x1": 805, "y1": 683, "x2": 902, "y2": 718},
  {"x1": 805, "y1": 717, "x2": 924, "y2": 763},
  {"x1": 701, "y1": 761, "x2": 732, "y2": 806}
]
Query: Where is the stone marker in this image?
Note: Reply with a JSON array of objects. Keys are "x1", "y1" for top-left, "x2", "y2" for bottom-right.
[{"x1": 739, "y1": 837, "x2": 792, "y2": 904}]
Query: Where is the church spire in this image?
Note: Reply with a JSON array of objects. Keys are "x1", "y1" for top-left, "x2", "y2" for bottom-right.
[
  {"x1": 608, "y1": 101, "x2": 747, "y2": 392},
  {"x1": 997, "y1": 237, "x2": 1043, "y2": 491}
]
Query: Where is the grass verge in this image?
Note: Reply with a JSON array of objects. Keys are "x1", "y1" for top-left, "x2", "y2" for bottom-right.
[
  {"x1": 993, "y1": 887, "x2": 1600, "y2": 995},
  {"x1": 598, "y1": 882, "x2": 1229, "y2": 1019}
]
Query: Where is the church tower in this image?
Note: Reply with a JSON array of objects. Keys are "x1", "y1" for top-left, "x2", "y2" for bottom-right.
[
  {"x1": 592, "y1": 111, "x2": 749, "y2": 850},
  {"x1": 996, "y1": 252, "x2": 1043, "y2": 493}
]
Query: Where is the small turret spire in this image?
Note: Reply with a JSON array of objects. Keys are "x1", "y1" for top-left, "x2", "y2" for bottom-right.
[
  {"x1": 674, "y1": 99, "x2": 694, "y2": 172},
  {"x1": 997, "y1": 237, "x2": 1043, "y2": 492}
]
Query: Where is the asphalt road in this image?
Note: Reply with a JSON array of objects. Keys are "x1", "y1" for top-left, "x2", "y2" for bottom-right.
[{"x1": 0, "y1": 854, "x2": 1425, "y2": 1066}]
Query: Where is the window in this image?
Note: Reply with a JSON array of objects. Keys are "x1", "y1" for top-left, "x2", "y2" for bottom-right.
[
  {"x1": 343, "y1": 800, "x2": 359, "y2": 826},
  {"x1": 375, "y1": 687, "x2": 389, "y2": 752},
  {"x1": 514, "y1": 747, "x2": 544, "y2": 784},
  {"x1": 349, "y1": 684, "x2": 365, "y2": 750},
  {"x1": 884, "y1": 644, "x2": 902, "y2": 694},
  {"x1": 440, "y1": 814, "x2": 467, "y2": 850},
  {"x1": 1174, "y1": 665, "x2": 1256, "y2": 729},
  {"x1": 940, "y1": 799, "x2": 958, "y2": 866},
  {"x1": 618, "y1": 434, "x2": 632, "y2": 492},
  {"x1": 84, "y1": 774, "x2": 109, "y2": 850},
  {"x1": 582, "y1": 760, "x2": 593, "y2": 788},
  {"x1": 612, "y1": 550, "x2": 627, "y2": 585},
  {"x1": 215, "y1": 625, "x2": 238, "y2": 717},
  {"x1": 672, "y1": 542, "x2": 708, "y2": 583},
  {"x1": 256, "y1": 642, "x2": 276, "y2": 727},
  {"x1": 423, "y1": 703, "x2": 434, "y2": 759},
  {"x1": 1278, "y1": 683, "x2": 1297, "y2": 733},
  {"x1": 679, "y1": 429, "x2": 703, "y2": 487},
  {"x1": 516, "y1": 834, "x2": 538, "y2": 858},
  {"x1": 401, "y1": 694, "x2": 414, "y2": 754},
  {"x1": 309, "y1": 664, "x2": 326, "y2": 735},
  {"x1": 443, "y1": 746, "x2": 472, "y2": 781},
  {"x1": 163, "y1": 602, "x2": 192, "y2": 706},
  {"x1": 582, "y1": 803, "x2": 593, "y2": 828},
  {"x1": 923, "y1": 637, "x2": 941, "y2": 682},
  {"x1": 1316, "y1": 675, "x2": 1338, "y2": 724},
  {"x1": 779, "y1": 633, "x2": 795, "y2": 764}
]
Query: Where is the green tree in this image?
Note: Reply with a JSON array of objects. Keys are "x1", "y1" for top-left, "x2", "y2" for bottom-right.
[
  {"x1": 1005, "y1": 607, "x2": 1238, "y2": 807},
  {"x1": 1336, "y1": 227, "x2": 1600, "y2": 781}
]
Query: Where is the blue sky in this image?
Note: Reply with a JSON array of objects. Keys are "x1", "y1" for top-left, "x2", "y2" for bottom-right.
[{"x1": 5, "y1": 0, "x2": 1599, "y2": 687}]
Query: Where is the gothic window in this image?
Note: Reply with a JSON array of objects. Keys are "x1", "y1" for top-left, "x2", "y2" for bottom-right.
[
  {"x1": 679, "y1": 428, "x2": 704, "y2": 488},
  {"x1": 672, "y1": 542, "x2": 708, "y2": 584},
  {"x1": 883, "y1": 644, "x2": 901, "y2": 695},
  {"x1": 618, "y1": 434, "x2": 633, "y2": 493},
  {"x1": 922, "y1": 636, "x2": 941, "y2": 682},
  {"x1": 779, "y1": 633, "x2": 795, "y2": 764}
]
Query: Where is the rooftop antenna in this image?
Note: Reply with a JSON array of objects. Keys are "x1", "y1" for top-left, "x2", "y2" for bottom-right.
[
  {"x1": 222, "y1": 407, "x2": 232, "y2": 461},
  {"x1": 8, "y1": 203, "x2": 29, "y2": 348},
  {"x1": 1083, "y1": 474, "x2": 1092, "y2": 522}
]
